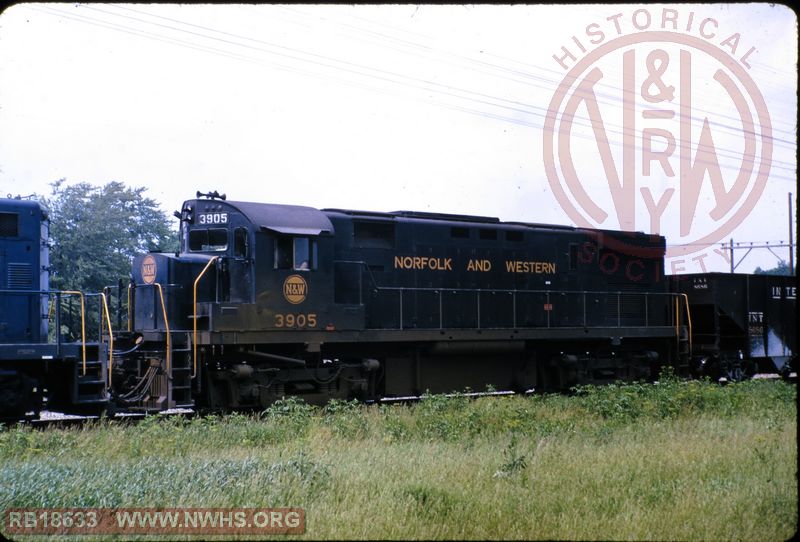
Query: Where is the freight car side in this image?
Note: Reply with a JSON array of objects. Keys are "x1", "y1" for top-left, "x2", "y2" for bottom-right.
[{"x1": 670, "y1": 273, "x2": 796, "y2": 380}]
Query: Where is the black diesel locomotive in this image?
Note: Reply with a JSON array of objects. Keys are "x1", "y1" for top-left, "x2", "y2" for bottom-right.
[
  {"x1": 1, "y1": 192, "x2": 795, "y2": 418},
  {"x1": 117, "y1": 192, "x2": 687, "y2": 411}
]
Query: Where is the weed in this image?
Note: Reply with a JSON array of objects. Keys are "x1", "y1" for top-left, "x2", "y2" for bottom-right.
[
  {"x1": 493, "y1": 433, "x2": 528, "y2": 481},
  {"x1": 402, "y1": 485, "x2": 458, "y2": 519},
  {"x1": 379, "y1": 404, "x2": 410, "y2": 442},
  {"x1": 262, "y1": 396, "x2": 316, "y2": 438},
  {"x1": 322, "y1": 399, "x2": 369, "y2": 439},
  {"x1": 413, "y1": 391, "x2": 481, "y2": 441}
]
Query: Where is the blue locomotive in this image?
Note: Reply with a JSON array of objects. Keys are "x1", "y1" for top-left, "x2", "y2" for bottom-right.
[{"x1": 0, "y1": 196, "x2": 107, "y2": 420}]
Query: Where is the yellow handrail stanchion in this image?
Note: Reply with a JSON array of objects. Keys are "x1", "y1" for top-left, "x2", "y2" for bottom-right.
[
  {"x1": 192, "y1": 257, "x2": 218, "y2": 379},
  {"x1": 100, "y1": 292, "x2": 115, "y2": 387},
  {"x1": 681, "y1": 293, "x2": 692, "y2": 357},
  {"x1": 61, "y1": 290, "x2": 87, "y2": 374},
  {"x1": 47, "y1": 295, "x2": 55, "y2": 322},
  {"x1": 154, "y1": 283, "x2": 171, "y2": 375}
]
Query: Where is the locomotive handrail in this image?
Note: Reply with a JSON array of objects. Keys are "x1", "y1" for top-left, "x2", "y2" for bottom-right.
[
  {"x1": 129, "y1": 282, "x2": 174, "y2": 374},
  {"x1": 60, "y1": 290, "x2": 87, "y2": 374},
  {"x1": 154, "y1": 283, "x2": 171, "y2": 375},
  {"x1": 99, "y1": 292, "x2": 114, "y2": 387},
  {"x1": 192, "y1": 256, "x2": 219, "y2": 379},
  {"x1": 369, "y1": 285, "x2": 679, "y2": 297},
  {"x1": 127, "y1": 283, "x2": 133, "y2": 332},
  {"x1": 131, "y1": 257, "x2": 684, "y2": 335},
  {"x1": 0, "y1": 288, "x2": 59, "y2": 294},
  {"x1": 356, "y1": 284, "x2": 685, "y2": 332},
  {"x1": 331, "y1": 260, "x2": 381, "y2": 295},
  {"x1": 1, "y1": 289, "x2": 63, "y2": 357},
  {"x1": 47, "y1": 293, "x2": 56, "y2": 321},
  {"x1": 331, "y1": 260, "x2": 687, "y2": 332},
  {"x1": 681, "y1": 293, "x2": 693, "y2": 356}
]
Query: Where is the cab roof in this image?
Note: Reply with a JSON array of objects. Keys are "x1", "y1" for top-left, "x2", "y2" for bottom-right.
[{"x1": 199, "y1": 199, "x2": 334, "y2": 236}]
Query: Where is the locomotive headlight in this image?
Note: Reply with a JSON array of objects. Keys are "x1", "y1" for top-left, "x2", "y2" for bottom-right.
[{"x1": 180, "y1": 205, "x2": 195, "y2": 223}]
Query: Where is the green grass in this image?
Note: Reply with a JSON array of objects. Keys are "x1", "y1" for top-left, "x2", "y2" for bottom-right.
[{"x1": 0, "y1": 377, "x2": 796, "y2": 540}]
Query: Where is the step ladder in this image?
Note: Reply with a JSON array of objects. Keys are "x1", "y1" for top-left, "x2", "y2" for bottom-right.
[
  {"x1": 675, "y1": 325, "x2": 692, "y2": 376},
  {"x1": 70, "y1": 359, "x2": 109, "y2": 413},
  {"x1": 127, "y1": 343, "x2": 195, "y2": 412},
  {"x1": 169, "y1": 345, "x2": 194, "y2": 408}
]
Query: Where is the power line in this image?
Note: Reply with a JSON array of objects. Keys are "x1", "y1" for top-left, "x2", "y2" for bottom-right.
[
  {"x1": 106, "y1": 3, "x2": 799, "y2": 154},
  {"x1": 115, "y1": 3, "x2": 798, "y2": 175},
  {"x1": 82, "y1": 4, "x2": 799, "y2": 178},
  {"x1": 278, "y1": 5, "x2": 799, "y2": 145},
  {"x1": 24, "y1": 4, "x2": 798, "y2": 183}
]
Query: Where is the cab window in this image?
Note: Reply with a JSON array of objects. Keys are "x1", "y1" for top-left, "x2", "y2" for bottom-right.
[
  {"x1": 233, "y1": 228, "x2": 249, "y2": 259},
  {"x1": 275, "y1": 236, "x2": 317, "y2": 270},
  {"x1": 0, "y1": 212, "x2": 19, "y2": 237},
  {"x1": 189, "y1": 228, "x2": 228, "y2": 252}
]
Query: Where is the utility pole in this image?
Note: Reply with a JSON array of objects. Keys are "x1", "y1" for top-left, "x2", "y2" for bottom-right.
[
  {"x1": 729, "y1": 238, "x2": 734, "y2": 273},
  {"x1": 790, "y1": 192, "x2": 795, "y2": 275}
]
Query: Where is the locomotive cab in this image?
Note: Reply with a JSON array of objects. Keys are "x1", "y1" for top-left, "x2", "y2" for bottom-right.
[
  {"x1": 134, "y1": 195, "x2": 337, "y2": 335},
  {"x1": 179, "y1": 198, "x2": 255, "y2": 304}
]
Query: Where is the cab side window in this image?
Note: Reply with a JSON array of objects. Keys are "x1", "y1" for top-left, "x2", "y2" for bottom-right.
[
  {"x1": 294, "y1": 238, "x2": 311, "y2": 270},
  {"x1": 275, "y1": 237, "x2": 293, "y2": 269},
  {"x1": 274, "y1": 236, "x2": 317, "y2": 270},
  {"x1": 234, "y1": 228, "x2": 249, "y2": 259}
]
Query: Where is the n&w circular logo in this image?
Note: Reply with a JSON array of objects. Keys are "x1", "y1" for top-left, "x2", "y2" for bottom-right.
[
  {"x1": 544, "y1": 7, "x2": 773, "y2": 271},
  {"x1": 283, "y1": 275, "x2": 308, "y2": 305}
]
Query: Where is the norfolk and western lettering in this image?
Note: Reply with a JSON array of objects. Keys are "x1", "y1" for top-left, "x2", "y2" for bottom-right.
[{"x1": 393, "y1": 255, "x2": 556, "y2": 274}]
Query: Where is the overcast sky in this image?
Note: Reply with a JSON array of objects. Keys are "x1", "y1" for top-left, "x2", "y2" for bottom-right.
[{"x1": 0, "y1": 3, "x2": 796, "y2": 273}]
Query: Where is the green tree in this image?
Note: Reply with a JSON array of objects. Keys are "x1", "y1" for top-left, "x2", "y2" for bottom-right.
[
  {"x1": 44, "y1": 179, "x2": 178, "y2": 292},
  {"x1": 41, "y1": 180, "x2": 178, "y2": 337},
  {"x1": 753, "y1": 260, "x2": 793, "y2": 276}
]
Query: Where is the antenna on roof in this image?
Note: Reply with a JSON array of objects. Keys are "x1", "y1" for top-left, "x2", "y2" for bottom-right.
[{"x1": 196, "y1": 190, "x2": 226, "y2": 201}]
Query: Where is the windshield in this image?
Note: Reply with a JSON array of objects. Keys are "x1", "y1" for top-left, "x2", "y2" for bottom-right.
[{"x1": 189, "y1": 228, "x2": 228, "y2": 252}]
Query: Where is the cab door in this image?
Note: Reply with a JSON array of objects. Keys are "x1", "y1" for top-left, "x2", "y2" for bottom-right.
[{"x1": 228, "y1": 227, "x2": 253, "y2": 303}]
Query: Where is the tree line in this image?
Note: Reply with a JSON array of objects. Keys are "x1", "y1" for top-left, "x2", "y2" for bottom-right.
[{"x1": 40, "y1": 180, "x2": 177, "y2": 338}]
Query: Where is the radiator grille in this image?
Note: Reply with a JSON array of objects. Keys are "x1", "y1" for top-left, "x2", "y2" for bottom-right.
[{"x1": 7, "y1": 263, "x2": 34, "y2": 289}]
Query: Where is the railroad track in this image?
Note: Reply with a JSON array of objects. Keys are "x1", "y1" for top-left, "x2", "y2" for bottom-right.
[
  {"x1": 15, "y1": 373, "x2": 796, "y2": 428},
  {"x1": 24, "y1": 408, "x2": 194, "y2": 429}
]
